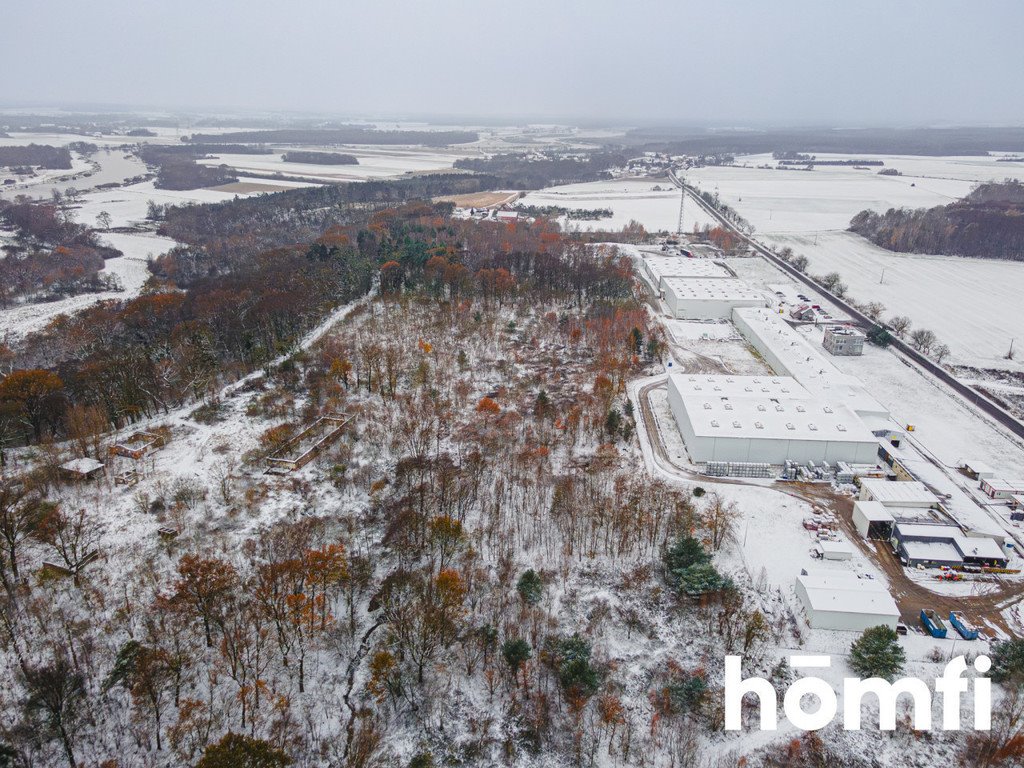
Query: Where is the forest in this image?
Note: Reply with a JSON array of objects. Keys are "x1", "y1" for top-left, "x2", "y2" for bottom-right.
[
  {"x1": 3, "y1": 160, "x2": 1022, "y2": 767},
  {"x1": 137, "y1": 146, "x2": 239, "y2": 191},
  {"x1": 628, "y1": 126, "x2": 1024, "y2": 157},
  {"x1": 849, "y1": 180, "x2": 1024, "y2": 260},
  {"x1": 0, "y1": 145, "x2": 73, "y2": 170},
  {"x1": 453, "y1": 152, "x2": 626, "y2": 189},
  {"x1": 0, "y1": 200, "x2": 123, "y2": 307},
  {"x1": 185, "y1": 128, "x2": 479, "y2": 146},
  {"x1": 282, "y1": 152, "x2": 359, "y2": 165}
]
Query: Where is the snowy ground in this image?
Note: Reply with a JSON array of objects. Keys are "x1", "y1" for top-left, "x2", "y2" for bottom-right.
[
  {"x1": 686, "y1": 153, "x2": 1024, "y2": 370},
  {"x1": 197, "y1": 145, "x2": 474, "y2": 182},
  {"x1": 518, "y1": 177, "x2": 720, "y2": 233},
  {"x1": 1, "y1": 173, "x2": 270, "y2": 342},
  {"x1": 768, "y1": 230, "x2": 1024, "y2": 368}
]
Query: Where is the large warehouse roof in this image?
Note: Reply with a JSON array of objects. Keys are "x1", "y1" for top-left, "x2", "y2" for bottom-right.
[
  {"x1": 732, "y1": 307, "x2": 890, "y2": 421},
  {"x1": 796, "y1": 570, "x2": 899, "y2": 618},
  {"x1": 663, "y1": 278, "x2": 764, "y2": 303},
  {"x1": 643, "y1": 256, "x2": 731, "y2": 286},
  {"x1": 668, "y1": 373, "x2": 808, "y2": 399},
  {"x1": 678, "y1": 393, "x2": 876, "y2": 443}
]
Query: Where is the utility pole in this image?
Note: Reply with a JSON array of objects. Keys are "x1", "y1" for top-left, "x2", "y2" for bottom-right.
[{"x1": 677, "y1": 180, "x2": 685, "y2": 236}]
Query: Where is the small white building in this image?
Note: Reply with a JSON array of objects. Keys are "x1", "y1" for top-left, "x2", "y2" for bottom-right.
[
  {"x1": 858, "y1": 479, "x2": 939, "y2": 508},
  {"x1": 981, "y1": 478, "x2": 1024, "y2": 500},
  {"x1": 961, "y1": 460, "x2": 997, "y2": 480},
  {"x1": 822, "y1": 326, "x2": 865, "y2": 356},
  {"x1": 662, "y1": 278, "x2": 766, "y2": 319},
  {"x1": 816, "y1": 540, "x2": 854, "y2": 561},
  {"x1": 852, "y1": 500, "x2": 895, "y2": 539},
  {"x1": 795, "y1": 570, "x2": 900, "y2": 632}
]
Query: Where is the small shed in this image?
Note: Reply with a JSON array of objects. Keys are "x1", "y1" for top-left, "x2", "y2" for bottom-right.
[
  {"x1": 110, "y1": 431, "x2": 163, "y2": 460},
  {"x1": 853, "y1": 500, "x2": 895, "y2": 540},
  {"x1": 816, "y1": 540, "x2": 854, "y2": 561},
  {"x1": 962, "y1": 460, "x2": 997, "y2": 480},
  {"x1": 59, "y1": 457, "x2": 105, "y2": 481}
]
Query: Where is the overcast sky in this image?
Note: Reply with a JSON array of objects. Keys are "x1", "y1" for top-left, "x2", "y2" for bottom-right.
[{"x1": 3, "y1": 0, "x2": 1023, "y2": 126}]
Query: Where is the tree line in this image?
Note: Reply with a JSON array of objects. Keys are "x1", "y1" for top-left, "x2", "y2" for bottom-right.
[
  {"x1": 0, "y1": 145, "x2": 72, "y2": 170},
  {"x1": 850, "y1": 180, "x2": 1024, "y2": 260}
]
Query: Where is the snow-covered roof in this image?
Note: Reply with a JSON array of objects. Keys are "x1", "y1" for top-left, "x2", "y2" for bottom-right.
[
  {"x1": 860, "y1": 479, "x2": 938, "y2": 506},
  {"x1": 823, "y1": 325, "x2": 866, "y2": 340},
  {"x1": 642, "y1": 256, "x2": 731, "y2": 282},
  {"x1": 902, "y1": 540, "x2": 962, "y2": 563},
  {"x1": 894, "y1": 522, "x2": 962, "y2": 539},
  {"x1": 60, "y1": 457, "x2": 104, "y2": 474},
  {"x1": 668, "y1": 373, "x2": 807, "y2": 399},
  {"x1": 962, "y1": 459, "x2": 996, "y2": 477},
  {"x1": 959, "y1": 536, "x2": 1006, "y2": 561},
  {"x1": 895, "y1": 522, "x2": 1005, "y2": 561},
  {"x1": 983, "y1": 478, "x2": 1024, "y2": 492},
  {"x1": 662, "y1": 277, "x2": 765, "y2": 302},
  {"x1": 731, "y1": 307, "x2": 890, "y2": 421},
  {"x1": 676, "y1": 393, "x2": 878, "y2": 443},
  {"x1": 817, "y1": 540, "x2": 854, "y2": 555},
  {"x1": 852, "y1": 500, "x2": 894, "y2": 523},
  {"x1": 796, "y1": 570, "x2": 899, "y2": 617}
]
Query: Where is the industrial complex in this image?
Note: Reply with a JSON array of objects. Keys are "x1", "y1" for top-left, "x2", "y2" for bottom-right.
[{"x1": 633, "y1": 246, "x2": 1020, "y2": 639}]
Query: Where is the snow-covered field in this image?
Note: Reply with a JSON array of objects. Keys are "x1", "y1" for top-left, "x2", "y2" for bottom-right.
[
  {"x1": 686, "y1": 158, "x2": 976, "y2": 236},
  {"x1": 687, "y1": 154, "x2": 1024, "y2": 369},
  {"x1": 773, "y1": 230, "x2": 1024, "y2": 367},
  {"x1": 198, "y1": 145, "x2": 474, "y2": 181},
  {"x1": 518, "y1": 177, "x2": 720, "y2": 233}
]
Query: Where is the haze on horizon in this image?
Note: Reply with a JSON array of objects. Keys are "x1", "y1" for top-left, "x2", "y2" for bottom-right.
[{"x1": 3, "y1": 0, "x2": 1023, "y2": 127}]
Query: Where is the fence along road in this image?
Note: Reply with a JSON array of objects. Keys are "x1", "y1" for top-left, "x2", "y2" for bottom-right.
[{"x1": 667, "y1": 170, "x2": 1024, "y2": 443}]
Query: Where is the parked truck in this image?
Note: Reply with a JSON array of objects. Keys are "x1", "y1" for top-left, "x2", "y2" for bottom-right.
[
  {"x1": 949, "y1": 611, "x2": 979, "y2": 640},
  {"x1": 920, "y1": 609, "x2": 948, "y2": 638}
]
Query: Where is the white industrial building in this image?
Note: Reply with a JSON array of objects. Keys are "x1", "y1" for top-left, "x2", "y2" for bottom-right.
[
  {"x1": 858, "y1": 479, "x2": 939, "y2": 507},
  {"x1": 816, "y1": 540, "x2": 854, "y2": 561},
  {"x1": 795, "y1": 569, "x2": 900, "y2": 631},
  {"x1": 641, "y1": 256, "x2": 732, "y2": 291},
  {"x1": 667, "y1": 373, "x2": 880, "y2": 464},
  {"x1": 662, "y1": 278, "x2": 766, "y2": 319},
  {"x1": 852, "y1": 500, "x2": 895, "y2": 539},
  {"x1": 732, "y1": 307, "x2": 890, "y2": 425}
]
